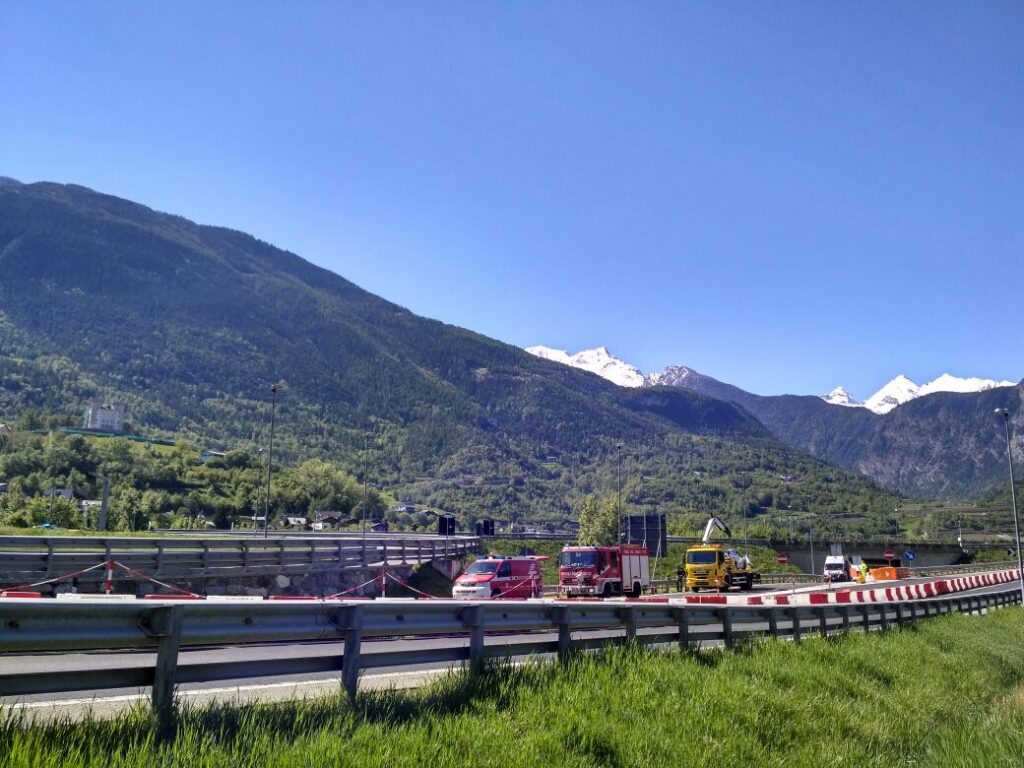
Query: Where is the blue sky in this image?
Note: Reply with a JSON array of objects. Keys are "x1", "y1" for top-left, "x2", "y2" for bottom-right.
[{"x1": 2, "y1": 2, "x2": 1021, "y2": 398}]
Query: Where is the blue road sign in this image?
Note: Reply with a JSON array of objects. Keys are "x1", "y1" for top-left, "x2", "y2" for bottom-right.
[{"x1": 904, "y1": 550, "x2": 916, "y2": 561}]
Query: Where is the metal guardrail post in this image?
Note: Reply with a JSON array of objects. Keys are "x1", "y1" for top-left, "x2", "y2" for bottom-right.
[
  {"x1": 673, "y1": 607, "x2": 689, "y2": 651},
  {"x1": 720, "y1": 608, "x2": 734, "y2": 649},
  {"x1": 553, "y1": 606, "x2": 571, "y2": 661},
  {"x1": 340, "y1": 606, "x2": 364, "y2": 699},
  {"x1": 462, "y1": 605, "x2": 486, "y2": 673},
  {"x1": 840, "y1": 607, "x2": 850, "y2": 633},
  {"x1": 816, "y1": 607, "x2": 828, "y2": 638},
  {"x1": 140, "y1": 605, "x2": 183, "y2": 739},
  {"x1": 619, "y1": 606, "x2": 637, "y2": 642},
  {"x1": 791, "y1": 608, "x2": 802, "y2": 643},
  {"x1": 768, "y1": 607, "x2": 779, "y2": 638},
  {"x1": 894, "y1": 603, "x2": 905, "y2": 626},
  {"x1": 45, "y1": 541, "x2": 55, "y2": 578},
  {"x1": 860, "y1": 605, "x2": 871, "y2": 632}
]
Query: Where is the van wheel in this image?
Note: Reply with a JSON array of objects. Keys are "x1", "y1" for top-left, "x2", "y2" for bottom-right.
[
  {"x1": 491, "y1": 588, "x2": 501, "y2": 598},
  {"x1": 602, "y1": 582, "x2": 613, "y2": 598}
]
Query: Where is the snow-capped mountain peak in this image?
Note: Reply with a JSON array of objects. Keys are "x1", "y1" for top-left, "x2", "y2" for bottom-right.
[
  {"x1": 862, "y1": 375, "x2": 920, "y2": 415},
  {"x1": 917, "y1": 373, "x2": 1016, "y2": 397},
  {"x1": 823, "y1": 386, "x2": 862, "y2": 407},
  {"x1": 528, "y1": 344, "x2": 1016, "y2": 410},
  {"x1": 645, "y1": 365, "x2": 695, "y2": 387},
  {"x1": 525, "y1": 345, "x2": 646, "y2": 388}
]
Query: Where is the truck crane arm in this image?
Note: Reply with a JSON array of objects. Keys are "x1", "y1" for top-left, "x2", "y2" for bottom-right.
[{"x1": 700, "y1": 515, "x2": 732, "y2": 544}]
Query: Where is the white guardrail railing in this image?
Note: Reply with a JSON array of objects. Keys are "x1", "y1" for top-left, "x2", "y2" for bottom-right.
[
  {"x1": 0, "y1": 534, "x2": 483, "y2": 584},
  {"x1": 0, "y1": 568, "x2": 1020, "y2": 734}
]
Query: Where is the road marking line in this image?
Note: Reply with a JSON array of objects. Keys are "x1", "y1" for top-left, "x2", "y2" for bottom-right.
[{"x1": 6, "y1": 668, "x2": 452, "y2": 710}]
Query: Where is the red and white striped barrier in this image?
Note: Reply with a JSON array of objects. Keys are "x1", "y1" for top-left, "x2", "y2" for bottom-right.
[{"x1": 747, "y1": 568, "x2": 1021, "y2": 608}]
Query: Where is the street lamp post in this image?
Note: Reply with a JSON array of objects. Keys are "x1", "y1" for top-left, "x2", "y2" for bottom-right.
[
  {"x1": 995, "y1": 408, "x2": 1023, "y2": 605},
  {"x1": 361, "y1": 432, "x2": 369, "y2": 537},
  {"x1": 743, "y1": 506, "x2": 749, "y2": 556},
  {"x1": 263, "y1": 384, "x2": 278, "y2": 540},
  {"x1": 616, "y1": 443, "x2": 624, "y2": 541}
]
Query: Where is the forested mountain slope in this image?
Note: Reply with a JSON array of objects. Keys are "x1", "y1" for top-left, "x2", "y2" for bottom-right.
[{"x1": 0, "y1": 180, "x2": 896, "y2": 522}]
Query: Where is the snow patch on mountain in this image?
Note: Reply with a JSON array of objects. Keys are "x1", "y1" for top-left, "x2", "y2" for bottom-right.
[
  {"x1": 645, "y1": 365, "x2": 695, "y2": 388},
  {"x1": 918, "y1": 373, "x2": 1016, "y2": 397},
  {"x1": 823, "y1": 386, "x2": 862, "y2": 407},
  {"x1": 862, "y1": 375, "x2": 920, "y2": 414},
  {"x1": 525, "y1": 345, "x2": 646, "y2": 388}
]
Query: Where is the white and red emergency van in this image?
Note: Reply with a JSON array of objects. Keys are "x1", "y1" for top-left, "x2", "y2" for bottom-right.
[{"x1": 452, "y1": 554, "x2": 548, "y2": 600}]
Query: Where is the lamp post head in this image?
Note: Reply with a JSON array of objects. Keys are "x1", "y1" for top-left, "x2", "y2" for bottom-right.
[{"x1": 995, "y1": 407, "x2": 1009, "y2": 419}]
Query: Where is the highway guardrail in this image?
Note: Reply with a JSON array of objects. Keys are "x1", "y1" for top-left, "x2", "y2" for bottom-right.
[
  {"x1": 1, "y1": 572, "x2": 1019, "y2": 735},
  {"x1": 0, "y1": 534, "x2": 482, "y2": 585}
]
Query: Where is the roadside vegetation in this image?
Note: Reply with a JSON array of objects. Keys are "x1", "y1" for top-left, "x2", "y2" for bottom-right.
[
  {"x1": 0, "y1": 427, "x2": 1008, "y2": 548},
  {"x1": 3, "y1": 608, "x2": 1023, "y2": 767}
]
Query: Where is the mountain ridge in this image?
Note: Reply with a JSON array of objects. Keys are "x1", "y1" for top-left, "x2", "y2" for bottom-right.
[
  {"x1": 526, "y1": 345, "x2": 1016, "y2": 413},
  {"x1": 0, "y1": 180, "x2": 900, "y2": 523},
  {"x1": 525, "y1": 344, "x2": 1022, "y2": 497}
]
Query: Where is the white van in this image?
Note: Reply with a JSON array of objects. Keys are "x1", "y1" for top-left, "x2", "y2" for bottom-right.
[{"x1": 823, "y1": 555, "x2": 852, "y2": 583}]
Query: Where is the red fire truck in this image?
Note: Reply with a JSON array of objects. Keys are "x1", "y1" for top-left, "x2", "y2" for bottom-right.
[
  {"x1": 557, "y1": 544, "x2": 651, "y2": 598},
  {"x1": 452, "y1": 555, "x2": 548, "y2": 600}
]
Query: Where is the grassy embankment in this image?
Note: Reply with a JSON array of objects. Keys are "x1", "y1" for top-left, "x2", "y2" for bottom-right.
[{"x1": 4, "y1": 608, "x2": 1023, "y2": 767}]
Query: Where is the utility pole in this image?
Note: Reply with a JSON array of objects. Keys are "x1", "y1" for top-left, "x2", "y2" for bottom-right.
[
  {"x1": 263, "y1": 384, "x2": 278, "y2": 539},
  {"x1": 995, "y1": 408, "x2": 1023, "y2": 606}
]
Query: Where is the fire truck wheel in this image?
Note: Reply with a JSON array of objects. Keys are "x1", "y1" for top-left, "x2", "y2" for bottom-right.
[
  {"x1": 630, "y1": 582, "x2": 641, "y2": 598},
  {"x1": 491, "y1": 588, "x2": 501, "y2": 598},
  {"x1": 602, "y1": 582, "x2": 612, "y2": 598}
]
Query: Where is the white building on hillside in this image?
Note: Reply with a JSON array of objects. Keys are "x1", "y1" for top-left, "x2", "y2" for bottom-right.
[{"x1": 84, "y1": 400, "x2": 126, "y2": 433}]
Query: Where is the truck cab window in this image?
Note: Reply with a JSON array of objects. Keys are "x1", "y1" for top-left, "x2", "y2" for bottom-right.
[{"x1": 497, "y1": 561, "x2": 511, "y2": 578}]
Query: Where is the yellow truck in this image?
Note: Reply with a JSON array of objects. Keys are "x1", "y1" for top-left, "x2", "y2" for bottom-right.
[{"x1": 684, "y1": 516, "x2": 757, "y2": 592}]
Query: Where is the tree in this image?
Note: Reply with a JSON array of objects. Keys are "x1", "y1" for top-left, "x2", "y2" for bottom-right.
[
  {"x1": 111, "y1": 487, "x2": 143, "y2": 531},
  {"x1": 577, "y1": 493, "x2": 619, "y2": 546}
]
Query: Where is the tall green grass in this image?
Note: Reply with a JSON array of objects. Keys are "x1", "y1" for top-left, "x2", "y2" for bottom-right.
[{"x1": 3, "y1": 609, "x2": 1023, "y2": 767}]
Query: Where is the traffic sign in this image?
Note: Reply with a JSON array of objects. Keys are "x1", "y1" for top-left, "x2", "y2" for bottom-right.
[
  {"x1": 777, "y1": 553, "x2": 789, "y2": 565},
  {"x1": 883, "y1": 548, "x2": 896, "y2": 561},
  {"x1": 904, "y1": 550, "x2": 916, "y2": 562}
]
